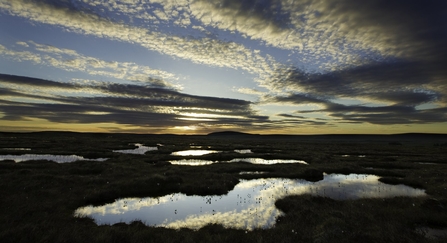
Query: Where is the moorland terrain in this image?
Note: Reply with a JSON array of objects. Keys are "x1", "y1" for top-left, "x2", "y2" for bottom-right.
[{"x1": 1, "y1": 131, "x2": 446, "y2": 242}]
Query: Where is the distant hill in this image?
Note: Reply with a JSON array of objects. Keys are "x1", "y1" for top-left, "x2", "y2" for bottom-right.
[{"x1": 207, "y1": 131, "x2": 257, "y2": 136}]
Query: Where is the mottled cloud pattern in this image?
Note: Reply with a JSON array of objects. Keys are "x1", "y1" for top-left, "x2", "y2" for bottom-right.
[
  {"x1": 1, "y1": 0, "x2": 446, "y2": 133},
  {"x1": 259, "y1": 0, "x2": 447, "y2": 126},
  {"x1": 0, "y1": 0, "x2": 278, "y2": 77},
  {"x1": 265, "y1": 62, "x2": 447, "y2": 125},
  {"x1": 0, "y1": 42, "x2": 178, "y2": 87}
]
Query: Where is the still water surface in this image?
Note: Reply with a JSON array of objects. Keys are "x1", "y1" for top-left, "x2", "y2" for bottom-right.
[
  {"x1": 229, "y1": 158, "x2": 308, "y2": 165},
  {"x1": 1, "y1": 148, "x2": 31, "y2": 151},
  {"x1": 75, "y1": 174, "x2": 425, "y2": 230},
  {"x1": 234, "y1": 149, "x2": 253, "y2": 154},
  {"x1": 169, "y1": 159, "x2": 216, "y2": 166},
  {"x1": 168, "y1": 158, "x2": 308, "y2": 166},
  {"x1": 0, "y1": 154, "x2": 107, "y2": 163},
  {"x1": 171, "y1": 150, "x2": 220, "y2": 156},
  {"x1": 113, "y1": 143, "x2": 157, "y2": 154}
]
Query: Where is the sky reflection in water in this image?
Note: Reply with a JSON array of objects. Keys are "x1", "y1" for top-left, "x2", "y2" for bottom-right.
[
  {"x1": 113, "y1": 143, "x2": 158, "y2": 154},
  {"x1": 1, "y1": 148, "x2": 31, "y2": 151},
  {"x1": 0, "y1": 154, "x2": 107, "y2": 163},
  {"x1": 234, "y1": 149, "x2": 253, "y2": 154},
  {"x1": 239, "y1": 171, "x2": 268, "y2": 175},
  {"x1": 171, "y1": 150, "x2": 220, "y2": 156},
  {"x1": 75, "y1": 174, "x2": 425, "y2": 230},
  {"x1": 229, "y1": 158, "x2": 308, "y2": 165},
  {"x1": 169, "y1": 159, "x2": 216, "y2": 166},
  {"x1": 168, "y1": 158, "x2": 308, "y2": 166}
]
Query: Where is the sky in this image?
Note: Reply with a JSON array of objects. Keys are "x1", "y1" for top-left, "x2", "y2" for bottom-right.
[{"x1": 0, "y1": 0, "x2": 446, "y2": 134}]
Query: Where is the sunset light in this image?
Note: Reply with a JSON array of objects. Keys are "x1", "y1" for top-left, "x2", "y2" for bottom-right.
[{"x1": 1, "y1": 0, "x2": 446, "y2": 134}]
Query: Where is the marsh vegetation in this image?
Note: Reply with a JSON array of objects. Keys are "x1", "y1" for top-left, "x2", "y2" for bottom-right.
[{"x1": 1, "y1": 132, "x2": 446, "y2": 242}]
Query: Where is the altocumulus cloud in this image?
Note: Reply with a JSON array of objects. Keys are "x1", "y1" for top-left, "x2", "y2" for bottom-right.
[
  {"x1": 0, "y1": 0, "x2": 278, "y2": 79},
  {"x1": 1, "y1": 0, "x2": 447, "y2": 131},
  {"x1": 259, "y1": 0, "x2": 447, "y2": 126},
  {"x1": 0, "y1": 42, "x2": 178, "y2": 86},
  {"x1": 0, "y1": 74, "x2": 268, "y2": 131}
]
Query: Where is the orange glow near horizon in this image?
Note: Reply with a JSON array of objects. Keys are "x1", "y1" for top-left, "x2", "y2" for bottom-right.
[{"x1": 1, "y1": 116, "x2": 446, "y2": 135}]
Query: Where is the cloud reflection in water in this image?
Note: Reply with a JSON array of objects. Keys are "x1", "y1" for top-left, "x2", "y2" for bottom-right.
[
  {"x1": 168, "y1": 158, "x2": 308, "y2": 166},
  {"x1": 74, "y1": 174, "x2": 425, "y2": 230},
  {"x1": 171, "y1": 150, "x2": 220, "y2": 156},
  {"x1": 234, "y1": 149, "x2": 253, "y2": 154},
  {"x1": 169, "y1": 159, "x2": 216, "y2": 166},
  {"x1": 229, "y1": 158, "x2": 308, "y2": 165},
  {"x1": 0, "y1": 154, "x2": 107, "y2": 163},
  {"x1": 113, "y1": 143, "x2": 158, "y2": 154}
]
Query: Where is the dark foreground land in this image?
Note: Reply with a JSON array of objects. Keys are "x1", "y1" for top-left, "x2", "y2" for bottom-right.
[{"x1": 1, "y1": 132, "x2": 447, "y2": 242}]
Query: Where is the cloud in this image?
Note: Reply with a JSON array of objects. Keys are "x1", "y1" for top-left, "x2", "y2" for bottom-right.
[
  {"x1": 364, "y1": 91, "x2": 439, "y2": 106},
  {"x1": 0, "y1": 72, "x2": 75, "y2": 89},
  {"x1": 3, "y1": 0, "x2": 446, "y2": 75},
  {"x1": 235, "y1": 87, "x2": 265, "y2": 97},
  {"x1": 258, "y1": 2, "x2": 447, "y2": 127},
  {"x1": 185, "y1": 0, "x2": 446, "y2": 71},
  {"x1": 265, "y1": 89, "x2": 446, "y2": 125},
  {"x1": 0, "y1": 41, "x2": 178, "y2": 87},
  {"x1": 188, "y1": 0, "x2": 447, "y2": 71},
  {"x1": 292, "y1": 102, "x2": 447, "y2": 125},
  {"x1": 267, "y1": 60, "x2": 437, "y2": 94},
  {"x1": 273, "y1": 113, "x2": 328, "y2": 126},
  {"x1": 264, "y1": 56, "x2": 446, "y2": 106},
  {"x1": 2, "y1": 1, "x2": 446, "y2": 131},
  {"x1": 15, "y1": 41, "x2": 29, "y2": 47},
  {"x1": 0, "y1": 0, "x2": 278, "y2": 79},
  {"x1": 265, "y1": 93, "x2": 328, "y2": 105},
  {"x1": 80, "y1": 0, "x2": 191, "y2": 25},
  {"x1": 288, "y1": 0, "x2": 447, "y2": 69},
  {"x1": 189, "y1": 0, "x2": 296, "y2": 45},
  {"x1": 0, "y1": 73, "x2": 267, "y2": 130}
]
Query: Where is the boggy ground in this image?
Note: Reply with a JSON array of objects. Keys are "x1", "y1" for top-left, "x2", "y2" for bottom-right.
[{"x1": 0, "y1": 132, "x2": 447, "y2": 242}]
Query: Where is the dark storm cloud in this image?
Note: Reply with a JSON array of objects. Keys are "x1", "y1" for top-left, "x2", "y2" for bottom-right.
[{"x1": 0, "y1": 74, "x2": 266, "y2": 128}]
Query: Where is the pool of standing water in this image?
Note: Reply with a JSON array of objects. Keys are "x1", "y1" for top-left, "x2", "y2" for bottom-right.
[
  {"x1": 75, "y1": 173, "x2": 425, "y2": 230},
  {"x1": 170, "y1": 150, "x2": 220, "y2": 156},
  {"x1": 0, "y1": 154, "x2": 107, "y2": 163},
  {"x1": 113, "y1": 143, "x2": 158, "y2": 154}
]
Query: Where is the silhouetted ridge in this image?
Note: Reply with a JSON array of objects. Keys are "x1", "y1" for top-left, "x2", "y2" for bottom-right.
[{"x1": 207, "y1": 131, "x2": 255, "y2": 136}]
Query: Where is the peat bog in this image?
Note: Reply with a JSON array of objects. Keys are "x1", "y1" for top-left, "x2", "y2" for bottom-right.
[
  {"x1": 1, "y1": 132, "x2": 447, "y2": 242},
  {"x1": 74, "y1": 174, "x2": 425, "y2": 230}
]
